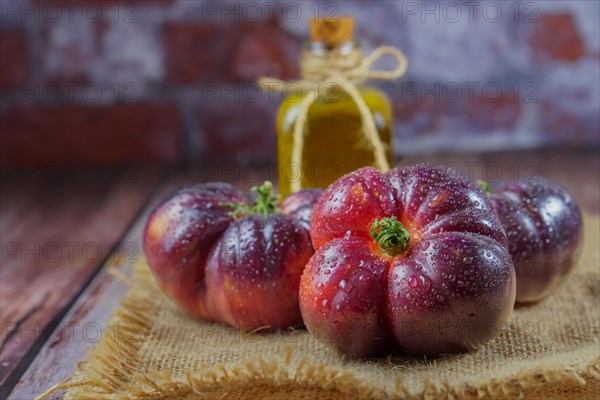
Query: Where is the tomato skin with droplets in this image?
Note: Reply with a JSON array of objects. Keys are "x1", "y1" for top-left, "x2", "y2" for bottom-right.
[
  {"x1": 301, "y1": 165, "x2": 516, "y2": 358},
  {"x1": 144, "y1": 183, "x2": 320, "y2": 330},
  {"x1": 280, "y1": 188, "x2": 324, "y2": 230},
  {"x1": 489, "y1": 179, "x2": 582, "y2": 304}
]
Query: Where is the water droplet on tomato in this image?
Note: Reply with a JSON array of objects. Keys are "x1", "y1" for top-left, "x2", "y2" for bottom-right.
[{"x1": 408, "y1": 276, "x2": 418, "y2": 288}]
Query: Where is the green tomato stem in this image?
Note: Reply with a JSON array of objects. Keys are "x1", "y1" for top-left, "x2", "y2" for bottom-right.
[
  {"x1": 370, "y1": 216, "x2": 411, "y2": 256},
  {"x1": 221, "y1": 181, "x2": 280, "y2": 219},
  {"x1": 476, "y1": 179, "x2": 491, "y2": 195},
  {"x1": 251, "y1": 181, "x2": 280, "y2": 215}
]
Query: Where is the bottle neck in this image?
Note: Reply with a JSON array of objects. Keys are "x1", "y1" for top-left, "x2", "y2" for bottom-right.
[
  {"x1": 304, "y1": 39, "x2": 360, "y2": 57},
  {"x1": 300, "y1": 39, "x2": 363, "y2": 81}
]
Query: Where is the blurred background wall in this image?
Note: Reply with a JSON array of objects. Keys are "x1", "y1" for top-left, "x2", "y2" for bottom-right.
[{"x1": 1, "y1": 0, "x2": 598, "y2": 165}]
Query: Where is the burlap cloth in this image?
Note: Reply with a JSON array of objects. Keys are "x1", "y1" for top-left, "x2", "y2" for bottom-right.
[{"x1": 42, "y1": 216, "x2": 600, "y2": 399}]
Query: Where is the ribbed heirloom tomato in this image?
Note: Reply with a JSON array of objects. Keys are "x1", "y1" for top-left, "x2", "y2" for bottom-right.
[
  {"x1": 486, "y1": 178, "x2": 582, "y2": 304},
  {"x1": 144, "y1": 182, "x2": 322, "y2": 331},
  {"x1": 300, "y1": 165, "x2": 516, "y2": 358}
]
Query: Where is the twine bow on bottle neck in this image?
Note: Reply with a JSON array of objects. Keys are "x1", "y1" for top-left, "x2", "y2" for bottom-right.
[{"x1": 258, "y1": 45, "x2": 408, "y2": 193}]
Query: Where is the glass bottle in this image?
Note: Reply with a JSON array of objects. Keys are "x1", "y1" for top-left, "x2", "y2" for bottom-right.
[{"x1": 276, "y1": 18, "x2": 394, "y2": 198}]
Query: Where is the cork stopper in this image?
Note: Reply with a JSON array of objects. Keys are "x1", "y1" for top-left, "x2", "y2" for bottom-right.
[{"x1": 310, "y1": 17, "x2": 354, "y2": 44}]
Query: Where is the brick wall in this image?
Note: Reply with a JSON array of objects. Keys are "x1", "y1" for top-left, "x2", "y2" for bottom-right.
[{"x1": 1, "y1": 1, "x2": 598, "y2": 164}]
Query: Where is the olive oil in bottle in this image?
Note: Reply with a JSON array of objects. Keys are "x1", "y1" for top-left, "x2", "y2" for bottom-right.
[{"x1": 276, "y1": 17, "x2": 394, "y2": 197}]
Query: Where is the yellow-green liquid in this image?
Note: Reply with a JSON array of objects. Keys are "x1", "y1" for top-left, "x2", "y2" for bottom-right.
[{"x1": 276, "y1": 86, "x2": 393, "y2": 198}]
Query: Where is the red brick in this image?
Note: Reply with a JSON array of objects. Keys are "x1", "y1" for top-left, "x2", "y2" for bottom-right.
[
  {"x1": 465, "y1": 92, "x2": 521, "y2": 131},
  {"x1": 165, "y1": 23, "x2": 230, "y2": 84},
  {"x1": 32, "y1": 0, "x2": 174, "y2": 6},
  {"x1": 541, "y1": 101, "x2": 600, "y2": 145},
  {"x1": 230, "y1": 24, "x2": 299, "y2": 82},
  {"x1": 197, "y1": 100, "x2": 277, "y2": 162},
  {"x1": 394, "y1": 98, "x2": 439, "y2": 136},
  {"x1": 394, "y1": 96, "x2": 467, "y2": 136},
  {"x1": 0, "y1": 30, "x2": 29, "y2": 85},
  {"x1": 40, "y1": 20, "x2": 105, "y2": 84},
  {"x1": 529, "y1": 13, "x2": 585, "y2": 63},
  {"x1": 0, "y1": 103, "x2": 182, "y2": 164},
  {"x1": 394, "y1": 87, "x2": 521, "y2": 137}
]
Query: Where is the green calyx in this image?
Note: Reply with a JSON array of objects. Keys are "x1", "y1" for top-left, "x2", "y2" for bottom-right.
[
  {"x1": 251, "y1": 181, "x2": 280, "y2": 215},
  {"x1": 221, "y1": 181, "x2": 280, "y2": 219},
  {"x1": 370, "y1": 216, "x2": 411, "y2": 256},
  {"x1": 476, "y1": 179, "x2": 491, "y2": 195}
]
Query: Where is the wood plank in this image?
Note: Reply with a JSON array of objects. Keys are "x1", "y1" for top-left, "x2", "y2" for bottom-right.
[
  {"x1": 8, "y1": 148, "x2": 599, "y2": 399},
  {"x1": 8, "y1": 167, "x2": 265, "y2": 399},
  {"x1": 0, "y1": 166, "x2": 166, "y2": 395},
  {"x1": 7, "y1": 263, "x2": 132, "y2": 400}
]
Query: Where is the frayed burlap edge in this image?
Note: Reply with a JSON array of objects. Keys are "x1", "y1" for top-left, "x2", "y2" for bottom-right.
[
  {"x1": 40, "y1": 348, "x2": 600, "y2": 400},
  {"x1": 37, "y1": 259, "x2": 600, "y2": 400}
]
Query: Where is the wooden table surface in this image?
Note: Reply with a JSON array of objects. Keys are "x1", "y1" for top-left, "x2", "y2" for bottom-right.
[{"x1": 2, "y1": 149, "x2": 599, "y2": 399}]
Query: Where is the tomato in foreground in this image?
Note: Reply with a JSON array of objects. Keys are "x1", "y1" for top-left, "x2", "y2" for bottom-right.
[{"x1": 301, "y1": 165, "x2": 516, "y2": 358}]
